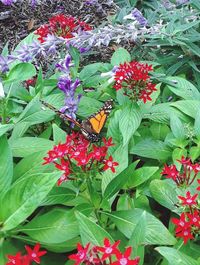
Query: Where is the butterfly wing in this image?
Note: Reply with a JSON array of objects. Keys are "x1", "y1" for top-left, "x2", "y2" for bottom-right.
[{"x1": 81, "y1": 99, "x2": 113, "y2": 134}]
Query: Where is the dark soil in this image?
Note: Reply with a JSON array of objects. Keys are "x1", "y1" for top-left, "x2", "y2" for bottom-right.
[{"x1": 0, "y1": 0, "x2": 116, "y2": 54}]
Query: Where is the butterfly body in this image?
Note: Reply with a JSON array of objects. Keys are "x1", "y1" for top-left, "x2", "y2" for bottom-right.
[{"x1": 41, "y1": 99, "x2": 113, "y2": 142}]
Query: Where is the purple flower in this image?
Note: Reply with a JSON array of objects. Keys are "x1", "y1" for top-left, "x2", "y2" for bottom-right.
[
  {"x1": 124, "y1": 8, "x2": 148, "y2": 27},
  {"x1": 176, "y1": 0, "x2": 189, "y2": 4},
  {"x1": 0, "y1": 0, "x2": 16, "y2": 5},
  {"x1": 84, "y1": 0, "x2": 98, "y2": 5},
  {"x1": 60, "y1": 94, "x2": 82, "y2": 120},
  {"x1": 58, "y1": 76, "x2": 80, "y2": 96},
  {"x1": 56, "y1": 54, "x2": 73, "y2": 74},
  {"x1": 0, "y1": 55, "x2": 14, "y2": 73}
]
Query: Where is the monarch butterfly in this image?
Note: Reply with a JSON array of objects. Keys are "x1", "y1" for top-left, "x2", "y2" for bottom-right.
[{"x1": 40, "y1": 99, "x2": 113, "y2": 142}]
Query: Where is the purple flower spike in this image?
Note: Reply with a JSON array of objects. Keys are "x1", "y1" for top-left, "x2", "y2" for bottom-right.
[
  {"x1": 0, "y1": 55, "x2": 14, "y2": 73},
  {"x1": 56, "y1": 54, "x2": 73, "y2": 74},
  {"x1": 60, "y1": 94, "x2": 82, "y2": 120},
  {"x1": 124, "y1": 8, "x2": 148, "y2": 27},
  {"x1": 57, "y1": 76, "x2": 80, "y2": 97},
  {"x1": 0, "y1": 0, "x2": 16, "y2": 5}
]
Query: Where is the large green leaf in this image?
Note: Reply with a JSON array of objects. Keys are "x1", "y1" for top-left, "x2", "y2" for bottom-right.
[
  {"x1": 166, "y1": 77, "x2": 200, "y2": 100},
  {"x1": 103, "y1": 161, "x2": 139, "y2": 200},
  {"x1": 171, "y1": 100, "x2": 200, "y2": 118},
  {"x1": 75, "y1": 211, "x2": 113, "y2": 246},
  {"x1": 150, "y1": 180, "x2": 178, "y2": 211},
  {"x1": 42, "y1": 187, "x2": 76, "y2": 206},
  {"x1": 127, "y1": 166, "x2": 159, "y2": 188},
  {"x1": 13, "y1": 151, "x2": 52, "y2": 181},
  {"x1": 0, "y1": 124, "x2": 14, "y2": 137},
  {"x1": 0, "y1": 136, "x2": 13, "y2": 195},
  {"x1": 104, "y1": 209, "x2": 176, "y2": 245},
  {"x1": 130, "y1": 139, "x2": 171, "y2": 161},
  {"x1": 5, "y1": 63, "x2": 36, "y2": 84},
  {"x1": 102, "y1": 143, "x2": 128, "y2": 192},
  {"x1": 9, "y1": 137, "x2": 54, "y2": 157},
  {"x1": 0, "y1": 171, "x2": 61, "y2": 231},
  {"x1": 77, "y1": 96, "x2": 103, "y2": 118},
  {"x1": 21, "y1": 208, "x2": 79, "y2": 243},
  {"x1": 155, "y1": 247, "x2": 199, "y2": 265},
  {"x1": 170, "y1": 113, "x2": 186, "y2": 140},
  {"x1": 119, "y1": 103, "x2": 142, "y2": 146},
  {"x1": 111, "y1": 48, "x2": 131, "y2": 66}
]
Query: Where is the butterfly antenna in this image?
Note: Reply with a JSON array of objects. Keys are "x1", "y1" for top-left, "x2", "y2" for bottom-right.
[{"x1": 40, "y1": 100, "x2": 82, "y2": 127}]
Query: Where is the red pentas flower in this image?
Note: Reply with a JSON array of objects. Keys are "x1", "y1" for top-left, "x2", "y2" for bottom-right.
[
  {"x1": 178, "y1": 191, "x2": 198, "y2": 207},
  {"x1": 69, "y1": 243, "x2": 90, "y2": 265},
  {"x1": 68, "y1": 238, "x2": 140, "y2": 265},
  {"x1": 6, "y1": 244, "x2": 47, "y2": 265},
  {"x1": 161, "y1": 156, "x2": 200, "y2": 187},
  {"x1": 95, "y1": 238, "x2": 120, "y2": 261},
  {"x1": 25, "y1": 243, "x2": 47, "y2": 264},
  {"x1": 176, "y1": 227, "x2": 194, "y2": 244},
  {"x1": 43, "y1": 132, "x2": 118, "y2": 186},
  {"x1": 35, "y1": 14, "x2": 92, "y2": 43},
  {"x1": 197, "y1": 179, "x2": 200, "y2": 191},
  {"x1": 112, "y1": 247, "x2": 140, "y2": 265},
  {"x1": 6, "y1": 252, "x2": 23, "y2": 265},
  {"x1": 113, "y1": 61, "x2": 156, "y2": 103}
]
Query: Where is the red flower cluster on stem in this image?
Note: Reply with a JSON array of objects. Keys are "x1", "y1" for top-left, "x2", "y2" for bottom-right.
[
  {"x1": 172, "y1": 190, "x2": 200, "y2": 244},
  {"x1": 6, "y1": 243, "x2": 47, "y2": 265},
  {"x1": 35, "y1": 14, "x2": 92, "y2": 43},
  {"x1": 43, "y1": 132, "x2": 118, "y2": 186},
  {"x1": 69, "y1": 238, "x2": 140, "y2": 265},
  {"x1": 161, "y1": 156, "x2": 200, "y2": 188},
  {"x1": 113, "y1": 61, "x2": 157, "y2": 103}
]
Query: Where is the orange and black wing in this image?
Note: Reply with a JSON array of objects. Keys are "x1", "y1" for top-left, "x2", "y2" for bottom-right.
[{"x1": 81, "y1": 99, "x2": 113, "y2": 135}]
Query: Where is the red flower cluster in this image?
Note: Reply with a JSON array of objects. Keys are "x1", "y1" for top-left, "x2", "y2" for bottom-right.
[
  {"x1": 43, "y1": 133, "x2": 118, "y2": 186},
  {"x1": 6, "y1": 243, "x2": 47, "y2": 265},
  {"x1": 113, "y1": 61, "x2": 157, "y2": 103},
  {"x1": 172, "y1": 191, "x2": 200, "y2": 244},
  {"x1": 69, "y1": 238, "x2": 140, "y2": 265},
  {"x1": 161, "y1": 156, "x2": 200, "y2": 188},
  {"x1": 35, "y1": 14, "x2": 92, "y2": 43}
]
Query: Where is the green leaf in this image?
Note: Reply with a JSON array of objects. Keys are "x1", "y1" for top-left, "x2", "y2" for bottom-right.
[
  {"x1": 0, "y1": 171, "x2": 61, "y2": 231},
  {"x1": 194, "y1": 109, "x2": 200, "y2": 139},
  {"x1": 171, "y1": 100, "x2": 200, "y2": 118},
  {"x1": 166, "y1": 77, "x2": 200, "y2": 100},
  {"x1": 119, "y1": 103, "x2": 142, "y2": 146},
  {"x1": 128, "y1": 212, "x2": 146, "y2": 263},
  {"x1": 75, "y1": 211, "x2": 114, "y2": 245},
  {"x1": 170, "y1": 113, "x2": 185, "y2": 140},
  {"x1": 130, "y1": 139, "x2": 171, "y2": 161},
  {"x1": 102, "y1": 143, "x2": 128, "y2": 192},
  {"x1": 9, "y1": 137, "x2": 54, "y2": 157},
  {"x1": 111, "y1": 48, "x2": 131, "y2": 66},
  {"x1": 0, "y1": 124, "x2": 14, "y2": 137},
  {"x1": 127, "y1": 167, "x2": 159, "y2": 188},
  {"x1": 5, "y1": 63, "x2": 36, "y2": 84},
  {"x1": 52, "y1": 123, "x2": 67, "y2": 144},
  {"x1": 77, "y1": 96, "x2": 103, "y2": 118},
  {"x1": 42, "y1": 187, "x2": 76, "y2": 206},
  {"x1": 155, "y1": 247, "x2": 199, "y2": 265},
  {"x1": 13, "y1": 151, "x2": 51, "y2": 182},
  {"x1": 79, "y1": 63, "x2": 104, "y2": 81},
  {"x1": 189, "y1": 146, "x2": 200, "y2": 162},
  {"x1": 150, "y1": 180, "x2": 178, "y2": 211},
  {"x1": 104, "y1": 209, "x2": 176, "y2": 245},
  {"x1": 150, "y1": 123, "x2": 170, "y2": 141},
  {"x1": 21, "y1": 208, "x2": 79, "y2": 243},
  {"x1": 103, "y1": 161, "x2": 139, "y2": 200},
  {"x1": 0, "y1": 136, "x2": 13, "y2": 195}
]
